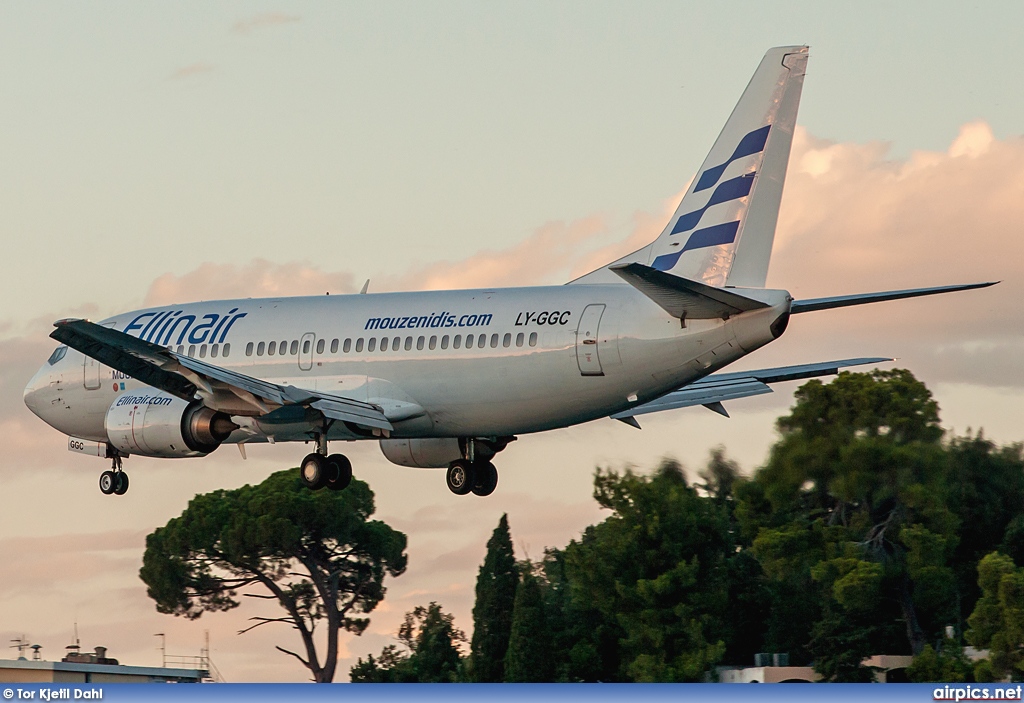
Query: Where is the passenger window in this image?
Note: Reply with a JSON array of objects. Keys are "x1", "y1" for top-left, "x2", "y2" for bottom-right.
[
  {"x1": 222, "y1": 343, "x2": 231, "y2": 357},
  {"x1": 176, "y1": 345, "x2": 184, "y2": 355},
  {"x1": 367, "y1": 338, "x2": 376, "y2": 352},
  {"x1": 393, "y1": 336, "x2": 400, "y2": 351},
  {"x1": 453, "y1": 335, "x2": 462, "y2": 349},
  {"x1": 502, "y1": 333, "x2": 511, "y2": 348},
  {"x1": 211, "y1": 344, "x2": 219, "y2": 358},
  {"x1": 380, "y1": 337, "x2": 389, "y2": 352},
  {"x1": 355, "y1": 338, "x2": 364, "y2": 353},
  {"x1": 47, "y1": 346, "x2": 68, "y2": 365},
  {"x1": 291, "y1": 340, "x2": 300, "y2": 355},
  {"x1": 330, "y1": 338, "x2": 339, "y2": 353},
  {"x1": 516, "y1": 333, "x2": 524, "y2": 347},
  {"x1": 416, "y1": 336, "x2": 425, "y2": 350},
  {"x1": 465, "y1": 335, "x2": 474, "y2": 349},
  {"x1": 189, "y1": 344, "x2": 197, "y2": 357},
  {"x1": 441, "y1": 335, "x2": 449, "y2": 350},
  {"x1": 246, "y1": 342, "x2": 254, "y2": 356},
  {"x1": 490, "y1": 334, "x2": 499, "y2": 348},
  {"x1": 316, "y1": 339, "x2": 325, "y2": 354},
  {"x1": 404, "y1": 337, "x2": 413, "y2": 351},
  {"x1": 268, "y1": 341, "x2": 277, "y2": 355},
  {"x1": 529, "y1": 332, "x2": 538, "y2": 347},
  {"x1": 429, "y1": 336, "x2": 437, "y2": 350},
  {"x1": 343, "y1": 339, "x2": 352, "y2": 353},
  {"x1": 256, "y1": 342, "x2": 265, "y2": 356},
  {"x1": 302, "y1": 340, "x2": 310, "y2": 354},
  {"x1": 199, "y1": 344, "x2": 208, "y2": 358}
]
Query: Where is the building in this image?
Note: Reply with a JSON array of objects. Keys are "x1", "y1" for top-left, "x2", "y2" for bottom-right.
[{"x1": 0, "y1": 645, "x2": 206, "y2": 684}]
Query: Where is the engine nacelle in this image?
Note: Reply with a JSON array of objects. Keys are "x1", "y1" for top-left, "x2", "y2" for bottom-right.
[
  {"x1": 379, "y1": 438, "x2": 462, "y2": 468},
  {"x1": 105, "y1": 391, "x2": 238, "y2": 458}
]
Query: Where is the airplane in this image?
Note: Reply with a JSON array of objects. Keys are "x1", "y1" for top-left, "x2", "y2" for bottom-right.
[{"x1": 23, "y1": 46, "x2": 995, "y2": 497}]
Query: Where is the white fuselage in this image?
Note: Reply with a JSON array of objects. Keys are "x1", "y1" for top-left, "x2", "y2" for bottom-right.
[{"x1": 24, "y1": 284, "x2": 791, "y2": 449}]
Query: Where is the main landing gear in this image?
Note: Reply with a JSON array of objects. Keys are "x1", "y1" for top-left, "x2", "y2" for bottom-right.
[
  {"x1": 299, "y1": 433, "x2": 352, "y2": 491},
  {"x1": 445, "y1": 437, "x2": 509, "y2": 497},
  {"x1": 99, "y1": 454, "x2": 129, "y2": 496},
  {"x1": 446, "y1": 459, "x2": 498, "y2": 497}
]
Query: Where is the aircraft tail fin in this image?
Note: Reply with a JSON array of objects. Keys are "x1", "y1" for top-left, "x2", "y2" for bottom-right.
[{"x1": 572, "y1": 46, "x2": 808, "y2": 288}]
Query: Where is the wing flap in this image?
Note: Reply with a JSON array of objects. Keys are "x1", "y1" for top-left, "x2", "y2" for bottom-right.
[{"x1": 610, "y1": 263, "x2": 769, "y2": 321}]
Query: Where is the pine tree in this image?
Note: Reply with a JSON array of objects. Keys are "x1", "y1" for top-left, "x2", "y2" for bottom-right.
[
  {"x1": 469, "y1": 513, "x2": 518, "y2": 681},
  {"x1": 505, "y1": 561, "x2": 553, "y2": 681}
]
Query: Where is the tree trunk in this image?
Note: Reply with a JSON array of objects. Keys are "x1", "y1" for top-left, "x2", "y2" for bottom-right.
[{"x1": 899, "y1": 576, "x2": 926, "y2": 655}]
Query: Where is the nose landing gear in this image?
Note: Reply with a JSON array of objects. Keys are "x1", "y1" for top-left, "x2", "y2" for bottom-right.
[{"x1": 99, "y1": 455, "x2": 129, "y2": 496}]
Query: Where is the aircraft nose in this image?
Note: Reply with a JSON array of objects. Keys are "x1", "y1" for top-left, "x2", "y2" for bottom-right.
[{"x1": 24, "y1": 363, "x2": 54, "y2": 419}]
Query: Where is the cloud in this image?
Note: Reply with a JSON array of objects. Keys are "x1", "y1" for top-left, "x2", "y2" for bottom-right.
[
  {"x1": 143, "y1": 259, "x2": 358, "y2": 307},
  {"x1": 233, "y1": 13, "x2": 300, "y2": 36},
  {"x1": 168, "y1": 62, "x2": 215, "y2": 81},
  {"x1": 762, "y1": 121, "x2": 1024, "y2": 388}
]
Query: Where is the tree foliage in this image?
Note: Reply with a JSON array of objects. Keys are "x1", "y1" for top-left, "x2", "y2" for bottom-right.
[
  {"x1": 345, "y1": 369, "x2": 1024, "y2": 683},
  {"x1": 468, "y1": 513, "x2": 518, "y2": 682},
  {"x1": 504, "y1": 561, "x2": 553, "y2": 682},
  {"x1": 350, "y1": 602, "x2": 465, "y2": 682},
  {"x1": 140, "y1": 469, "x2": 407, "y2": 682}
]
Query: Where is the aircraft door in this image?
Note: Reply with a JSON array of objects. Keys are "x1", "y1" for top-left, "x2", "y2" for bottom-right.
[
  {"x1": 299, "y1": 332, "x2": 315, "y2": 371},
  {"x1": 83, "y1": 354, "x2": 102, "y2": 390},
  {"x1": 575, "y1": 304, "x2": 606, "y2": 376}
]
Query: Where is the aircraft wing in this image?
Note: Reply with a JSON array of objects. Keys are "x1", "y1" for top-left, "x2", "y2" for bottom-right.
[
  {"x1": 610, "y1": 357, "x2": 890, "y2": 426},
  {"x1": 50, "y1": 319, "x2": 393, "y2": 432}
]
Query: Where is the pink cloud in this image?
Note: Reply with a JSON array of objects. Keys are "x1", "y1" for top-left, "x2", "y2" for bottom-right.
[
  {"x1": 168, "y1": 62, "x2": 215, "y2": 81},
  {"x1": 233, "y1": 13, "x2": 300, "y2": 36}
]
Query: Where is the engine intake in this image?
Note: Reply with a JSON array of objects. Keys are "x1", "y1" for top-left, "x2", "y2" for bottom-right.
[{"x1": 105, "y1": 391, "x2": 238, "y2": 458}]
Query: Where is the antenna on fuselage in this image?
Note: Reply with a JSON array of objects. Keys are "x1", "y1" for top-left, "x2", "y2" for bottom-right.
[{"x1": 359, "y1": 280, "x2": 370, "y2": 294}]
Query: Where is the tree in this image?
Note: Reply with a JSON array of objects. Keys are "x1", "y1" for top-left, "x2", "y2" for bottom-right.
[
  {"x1": 139, "y1": 469, "x2": 407, "y2": 682},
  {"x1": 468, "y1": 514, "x2": 518, "y2": 681},
  {"x1": 966, "y1": 552, "x2": 1024, "y2": 681},
  {"x1": 563, "y1": 460, "x2": 731, "y2": 681},
  {"x1": 350, "y1": 602, "x2": 466, "y2": 682},
  {"x1": 504, "y1": 561, "x2": 553, "y2": 682},
  {"x1": 906, "y1": 639, "x2": 973, "y2": 682},
  {"x1": 739, "y1": 369, "x2": 957, "y2": 665}
]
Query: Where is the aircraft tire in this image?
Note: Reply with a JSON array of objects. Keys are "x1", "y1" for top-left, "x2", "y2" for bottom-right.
[
  {"x1": 326, "y1": 454, "x2": 353, "y2": 491},
  {"x1": 446, "y1": 460, "x2": 475, "y2": 496},
  {"x1": 99, "y1": 470, "x2": 117, "y2": 495},
  {"x1": 300, "y1": 453, "x2": 327, "y2": 490},
  {"x1": 113, "y1": 472, "x2": 130, "y2": 495},
  {"x1": 471, "y1": 461, "x2": 498, "y2": 497}
]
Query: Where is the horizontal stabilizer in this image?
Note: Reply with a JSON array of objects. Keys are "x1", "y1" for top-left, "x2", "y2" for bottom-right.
[
  {"x1": 610, "y1": 263, "x2": 769, "y2": 322},
  {"x1": 791, "y1": 282, "x2": 997, "y2": 314},
  {"x1": 611, "y1": 357, "x2": 889, "y2": 421}
]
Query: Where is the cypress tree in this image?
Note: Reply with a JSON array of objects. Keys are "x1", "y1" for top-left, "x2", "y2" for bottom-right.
[
  {"x1": 469, "y1": 513, "x2": 518, "y2": 681},
  {"x1": 505, "y1": 562, "x2": 553, "y2": 682}
]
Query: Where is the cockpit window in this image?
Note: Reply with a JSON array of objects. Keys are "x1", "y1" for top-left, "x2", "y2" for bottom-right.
[{"x1": 47, "y1": 345, "x2": 68, "y2": 365}]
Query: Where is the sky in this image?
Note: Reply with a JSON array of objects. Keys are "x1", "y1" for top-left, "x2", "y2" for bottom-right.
[{"x1": 1, "y1": 0, "x2": 1024, "y2": 682}]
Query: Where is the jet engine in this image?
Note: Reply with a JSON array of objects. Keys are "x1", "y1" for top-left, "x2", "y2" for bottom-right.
[
  {"x1": 105, "y1": 391, "x2": 238, "y2": 458},
  {"x1": 379, "y1": 438, "x2": 463, "y2": 468}
]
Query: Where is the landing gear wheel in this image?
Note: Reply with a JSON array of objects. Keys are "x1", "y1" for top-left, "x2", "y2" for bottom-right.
[
  {"x1": 113, "y1": 472, "x2": 130, "y2": 495},
  {"x1": 446, "y1": 459, "x2": 475, "y2": 496},
  {"x1": 99, "y1": 470, "x2": 116, "y2": 495},
  {"x1": 300, "y1": 453, "x2": 327, "y2": 490},
  {"x1": 471, "y1": 461, "x2": 498, "y2": 497},
  {"x1": 325, "y1": 454, "x2": 352, "y2": 491}
]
